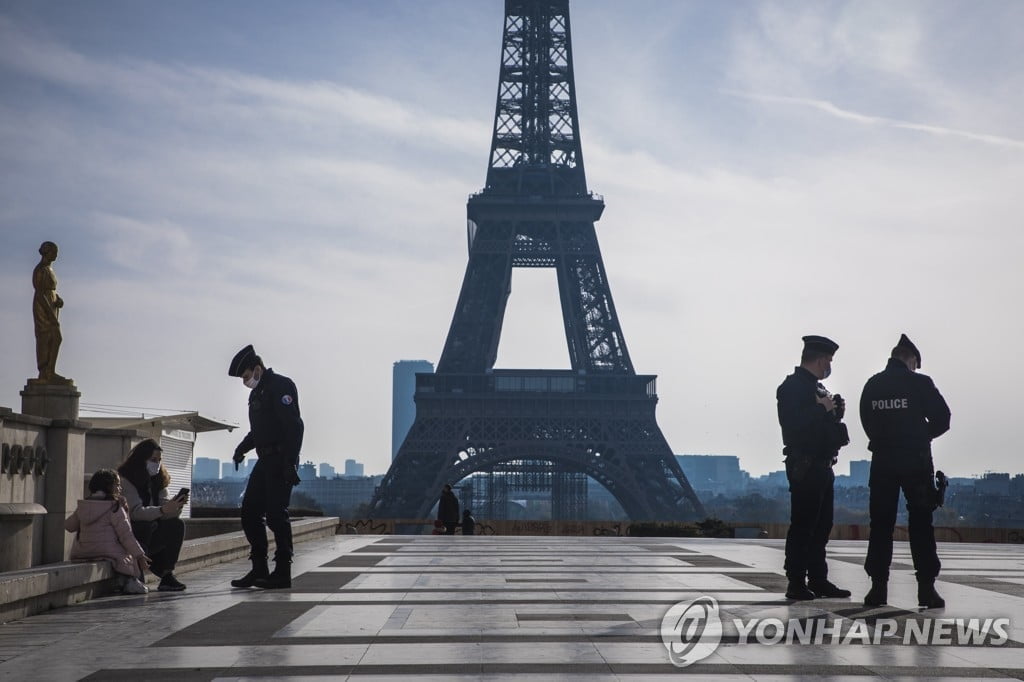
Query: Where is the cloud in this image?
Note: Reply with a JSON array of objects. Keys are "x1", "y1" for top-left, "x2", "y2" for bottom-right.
[
  {"x1": 92, "y1": 214, "x2": 196, "y2": 273},
  {"x1": 726, "y1": 91, "x2": 1024, "y2": 151},
  {"x1": 0, "y1": 17, "x2": 486, "y2": 154}
]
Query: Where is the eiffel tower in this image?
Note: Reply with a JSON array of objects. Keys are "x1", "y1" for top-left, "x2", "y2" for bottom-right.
[{"x1": 370, "y1": 0, "x2": 705, "y2": 522}]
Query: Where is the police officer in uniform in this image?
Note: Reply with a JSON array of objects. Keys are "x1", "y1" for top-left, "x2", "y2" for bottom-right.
[
  {"x1": 860, "y1": 334, "x2": 950, "y2": 608},
  {"x1": 776, "y1": 335, "x2": 852, "y2": 600},
  {"x1": 228, "y1": 344, "x2": 304, "y2": 589}
]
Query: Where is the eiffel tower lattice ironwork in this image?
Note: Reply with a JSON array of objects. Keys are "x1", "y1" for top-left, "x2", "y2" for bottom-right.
[{"x1": 369, "y1": 0, "x2": 706, "y2": 521}]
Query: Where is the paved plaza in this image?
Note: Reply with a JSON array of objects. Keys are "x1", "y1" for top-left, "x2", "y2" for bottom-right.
[{"x1": 1, "y1": 534, "x2": 1023, "y2": 680}]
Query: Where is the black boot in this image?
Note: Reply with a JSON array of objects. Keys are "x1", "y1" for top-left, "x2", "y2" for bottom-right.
[
  {"x1": 808, "y1": 578, "x2": 852, "y2": 598},
  {"x1": 231, "y1": 556, "x2": 269, "y2": 588},
  {"x1": 785, "y1": 578, "x2": 816, "y2": 600},
  {"x1": 863, "y1": 578, "x2": 888, "y2": 607},
  {"x1": 253, "y1": 559, "x2": 291, "y2": 589},
  {"x1": 917, "y1": 579, "x2": 945, "y2": 608}
]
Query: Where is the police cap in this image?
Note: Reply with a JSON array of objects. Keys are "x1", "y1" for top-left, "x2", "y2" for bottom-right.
[
  {"x1": 228, "y1": 344, "x2": 258, "y2": 377},
  {"x1": 802, "y1": 335, "x2": 839, "y2": 355},
  {"x1": 894, "y1": 333, "x2": 921, "y2": 367}
]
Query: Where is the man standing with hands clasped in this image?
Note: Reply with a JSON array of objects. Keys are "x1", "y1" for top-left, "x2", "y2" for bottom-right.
[
  {"x1": 860, "y1": 334, "x2": 951, "y2": 608},
  {"x1": 776, "y1": 335, "x2": 852, "y2": 601},
  {"x1": 228, "y1": 344, "x2": 304, "y2": 590}
]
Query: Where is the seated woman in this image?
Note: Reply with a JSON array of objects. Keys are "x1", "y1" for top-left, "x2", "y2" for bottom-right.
[
  {"x1": 65, "y1": 469, "x2": 150, "y2": 594},
  {"x1": 118, "y1": 438, "x2": 187, "y2": 592}
]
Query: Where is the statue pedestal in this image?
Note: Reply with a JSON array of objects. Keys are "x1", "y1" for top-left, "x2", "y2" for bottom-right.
[
  {"x1": 20, "y1": 381, "x2": 80, "y2": 421},
  {"x1": 19, "y1": 380, "x2": 87, "y2": 563}
]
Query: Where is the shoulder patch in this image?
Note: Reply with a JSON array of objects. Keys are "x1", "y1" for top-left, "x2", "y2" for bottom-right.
[{"x1": 281, "y1": 394, "x2": 293, "y2": 406}]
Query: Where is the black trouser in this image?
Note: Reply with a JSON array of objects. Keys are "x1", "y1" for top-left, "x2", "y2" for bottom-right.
[
  {"x1": 241, "y1": 457, "x2": 294, "y2": 561},
  {"x1": 131, "y1": 517, "x2": 184, "y2": 577},
  {"x1": 443, "y1": 522, "x2": 458, "y2": 535},
  {"x1": 864, "y1": 456, "x2": 940, "y2": 581},
  {"x1": 784, "y1": 457, "x2": 834, "y2": 582}
]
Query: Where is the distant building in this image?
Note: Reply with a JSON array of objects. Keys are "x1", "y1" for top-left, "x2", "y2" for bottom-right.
[
  {"x1": 319, "y1": 463, "x2": 336, "y2": 479},
  {"x1": 836, "y1": 459, "x2": 871, "y2": 488},
  {"x1": 393, "y1": 360, "x2": 434, "y2": 460},
  {"x1": 344, "y1": 459, "x2": 364, "y2": 477},
  {"x1": 676, "y1": 455, "x2": 746, "y2": 496},
  {"x1": 748, "y1": 469, "x2": 788, "y2": 495},
  {"x1": 299, "y1": 460, "x2": 317, "y2": 481},
  {"x1": 849, "y1": 460, "x2": 870, "y2": 486},
  {"x1": 306, "y1": 475, "x2": 383, "y2": 516},
  {"x1": 194, "y1": 457, "x2": 221, "y2": 481},
  {"x1": 976, "y1": 472, "x2": 1011, "y2": 496}
]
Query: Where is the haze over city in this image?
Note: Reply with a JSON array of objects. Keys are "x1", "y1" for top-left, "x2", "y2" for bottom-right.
[{"x1": 1, "y1": 1, "x2": 1022, "y2": 479}]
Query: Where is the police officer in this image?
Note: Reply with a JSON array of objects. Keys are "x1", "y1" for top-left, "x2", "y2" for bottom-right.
[
  {"x1": 228, "y1": 344, "x2": 304, "y2": 589},
  {"x1": 776, "y1": 335, "x2": 852, "y2": 600},
  {"x1": 860, "y1": 334, "x2": 950, "y2": 608}
]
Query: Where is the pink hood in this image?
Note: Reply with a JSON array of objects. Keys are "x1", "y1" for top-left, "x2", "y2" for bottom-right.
[{"x1": 73, "y1": 498, "x2": 122, "y2": 523}]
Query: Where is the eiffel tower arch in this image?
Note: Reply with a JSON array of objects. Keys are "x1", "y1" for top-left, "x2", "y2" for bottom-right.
[{"x1": 370, "y1": 0, "x2": 705, "y2": 521}]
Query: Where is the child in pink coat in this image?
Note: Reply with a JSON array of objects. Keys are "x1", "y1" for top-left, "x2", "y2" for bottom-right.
[{"x1": 65, "y1": 469, "x2": 151, "y2": 594}]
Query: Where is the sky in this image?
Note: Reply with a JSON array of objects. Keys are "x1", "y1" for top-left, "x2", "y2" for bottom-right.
[{"x1": 1, "y1": 1, "x2": 1022, "y2": 480}]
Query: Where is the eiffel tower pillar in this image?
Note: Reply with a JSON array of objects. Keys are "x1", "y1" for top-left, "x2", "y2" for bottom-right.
[{"x1": 371, "y1": 0, "x2": 705, "y2": 522}]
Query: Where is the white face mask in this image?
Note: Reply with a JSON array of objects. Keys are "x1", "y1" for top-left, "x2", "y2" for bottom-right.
[
  {"x1": 243, "y1": 367, "x2": 261, "y2": 389},
  {"x1": 146, "y1": 460, "x2": 161, "y2": 477}
]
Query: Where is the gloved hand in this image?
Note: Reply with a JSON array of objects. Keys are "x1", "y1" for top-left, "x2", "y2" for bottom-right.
[
  {"x1": 833, "y1": 393, "x2": 846, "y2": 420},
  {"x1": 233, "y1": 447, "x2": 246, "y2": 471}
]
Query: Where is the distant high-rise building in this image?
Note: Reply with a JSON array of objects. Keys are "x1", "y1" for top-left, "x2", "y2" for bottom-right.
[
  {"x1": 299, "y1": 460, "x2": 317, "y2": 482},
  {"x1": 392, "y1": 359, "x2": 433, "y2": 460},
  {"x1": 675, "y1": 455, "x2": 745, "y2": 495},
  {"x1": 194, "y1": 457, "x2": 221, "y2": 481},
  {"x1": 849, "y1": 460, "x2": 870, "y2": 487},
  {"x1": 345, "y1": 459, "x2": 364, "y2": 477},
  {"x1": 319, "y1": 463, "x2": 336, "y2": 479}
]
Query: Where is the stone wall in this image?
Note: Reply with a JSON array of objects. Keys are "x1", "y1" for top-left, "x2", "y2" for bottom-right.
[{"x1": 0, "y1": 408, "x2": 53, "y2": 570}]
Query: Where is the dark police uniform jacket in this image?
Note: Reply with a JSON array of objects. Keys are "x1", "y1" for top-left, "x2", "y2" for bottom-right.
[
  {"x1": 777, "y1": 366, "x2": 849, "y2": 462},
  {"x1": 235, "y1": 368, "x2": 304, "y2": 467},
  {"x1": 859, "y1": 358, "x2": 950, "y2": 460}
]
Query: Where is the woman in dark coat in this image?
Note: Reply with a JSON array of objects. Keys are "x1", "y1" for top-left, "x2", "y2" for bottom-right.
[{"x1": 437, "y1": 484, "x2": 460, "y2": 535}]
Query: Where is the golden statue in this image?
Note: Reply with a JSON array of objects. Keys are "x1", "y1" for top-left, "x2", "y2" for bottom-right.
[{"x1": 31, "y1": 241, "x2": 69, "y2": 384}]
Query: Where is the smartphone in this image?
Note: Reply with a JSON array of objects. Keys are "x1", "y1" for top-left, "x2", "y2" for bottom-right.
[{"x1": 175, "y1": 487, "x2": 190, "y2": 500}]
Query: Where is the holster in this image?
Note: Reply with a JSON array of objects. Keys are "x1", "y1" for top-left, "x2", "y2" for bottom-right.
[{"x1": 256, "y1": 447, "x2": 301, "y2": 485}]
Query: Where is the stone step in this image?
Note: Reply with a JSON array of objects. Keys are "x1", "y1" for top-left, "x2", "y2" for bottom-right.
[{"x1": 0, "y1": 516, "x2": 339, "y2": 622}]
